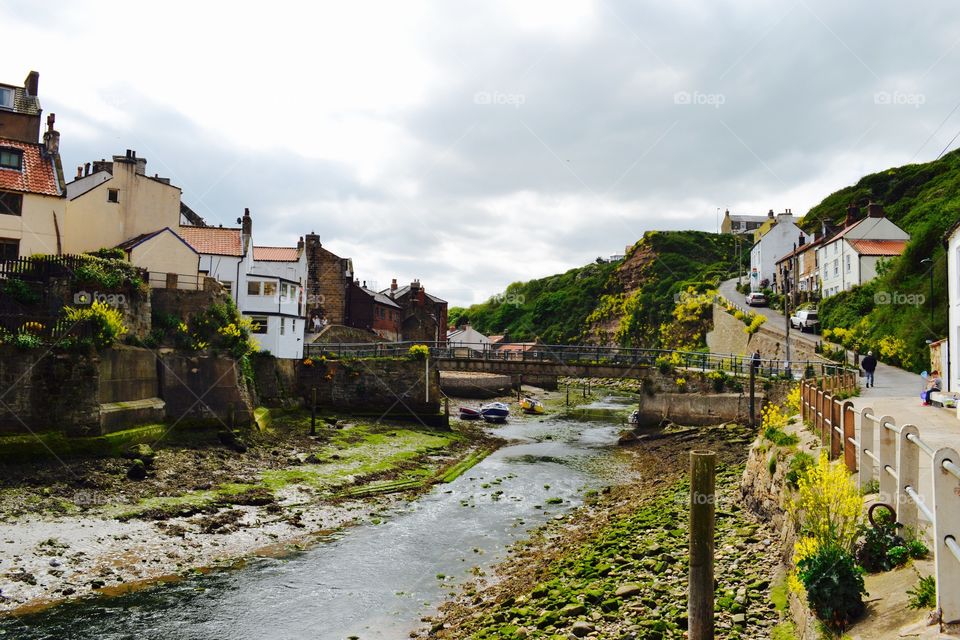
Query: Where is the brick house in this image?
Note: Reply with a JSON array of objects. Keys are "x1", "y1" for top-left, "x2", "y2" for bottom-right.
[
  {"x1": 346, "y1": 280, "x2": 401, "y2": 341},
  {"x1": 0, "y1": 71, "x2": 66, "y2": 260},
  {"x1": 382, "y1": 279, "x2": 448, "y2": 344}
]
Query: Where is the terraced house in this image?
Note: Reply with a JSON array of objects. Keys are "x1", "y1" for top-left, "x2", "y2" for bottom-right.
[{"x1": 0, "y1": 71, "x2": 66, "y2": 260}]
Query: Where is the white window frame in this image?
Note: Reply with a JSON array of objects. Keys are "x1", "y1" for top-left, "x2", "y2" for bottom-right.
[{"x1": 280, "y1": 317, "x2": 286, "y2": 336}]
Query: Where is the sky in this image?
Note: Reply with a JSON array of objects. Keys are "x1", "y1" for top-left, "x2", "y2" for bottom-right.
[{"x1": 3, "y1": 0, "x2": 960, "y2": 306}]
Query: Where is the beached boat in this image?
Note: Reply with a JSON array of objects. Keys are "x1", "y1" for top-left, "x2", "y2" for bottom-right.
[
  {"x1": 479, "y1": 402, "x2": 510, "y2": 423},
  {"x1": 459, "y1": 407, "x2": 481, "y2": 420},
  {"x1": 519, "y1": 397, "x2": 545, "y2": 415}
]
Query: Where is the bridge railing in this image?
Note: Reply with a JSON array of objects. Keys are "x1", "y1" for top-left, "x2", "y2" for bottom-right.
[
  {"x1": 305, "y1": 341, "x2": 855, "y2": 379},
  {"x1": 800, "y1": 377, "x2": 960, "y2": 622}
]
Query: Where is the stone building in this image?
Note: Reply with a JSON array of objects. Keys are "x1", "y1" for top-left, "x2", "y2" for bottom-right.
[
  {"x1": 383, "y1": 279, "x2": 448, "y2": 344},
  {"x1": 304, "y1": 232, "x2": 352, "y2": 328}
]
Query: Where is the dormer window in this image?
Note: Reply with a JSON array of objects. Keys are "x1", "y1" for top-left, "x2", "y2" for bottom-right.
[
  {"x1": 0, "y1": 88, "x2": 12, "y2": 110},
  {"x1": 0, "y1": 148, "x2": 22, "y2": 171}
]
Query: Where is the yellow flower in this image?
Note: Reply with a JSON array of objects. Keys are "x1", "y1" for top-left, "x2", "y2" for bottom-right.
[{"x1": 788, "y1": 451, "x2": 863, "y2": 552}]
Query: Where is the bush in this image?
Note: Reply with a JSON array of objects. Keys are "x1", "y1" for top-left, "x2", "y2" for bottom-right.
[
  {"x1": 855, "y1": 514, "x2": 903, "y2": 573},
  {"x1": 907, "y1": 575, "x2": 936, "y2": 610},
  {"x1": 2, "y1": 278, "x2": 40, "y2": 305},
  {"x1": 62, "y1": 300, "x2": 128, "y2": 349},
  {"x1": 707, "y1": 370, "x2": 727, "y2": 392},
  {"x1": 907, "y1": 538, "x2": 929, "y2": 559},
  {"x1": 887, "y1": 545, "x2": 910, "y2": 567},
  {"x1": 790, "y1": 451, "x2": 864, "y2": 552},
  {"x1": 765, "y1": 426, "x2": 799, "y2": 447},
  {"x1": 796, "y1": 544, "x2": 866, "y2": 632},
  {"x1": 407, "y1": 344, "x2": 430, "y2": 360},
  {"x1": 786, "y1": 452, "x2": 815, "y2": 489}
]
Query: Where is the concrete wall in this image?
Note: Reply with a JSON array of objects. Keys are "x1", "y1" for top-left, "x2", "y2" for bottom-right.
[
  {"x1": 157, "y1": 350, "x2": 254, "y2": 426},
  {"x1": 98, "y1": 346, "x2": 158, "y2": 403},
  {"x1": 0, "y1": 192, "x2": 64, "y2": 257},
  {"x1": 440, "y1": 371, "x2": 513, "y2": 399},
  {"x1": 298, "y1": 358, "x2": 441, "y2": 419},
  {"x1": 706, "y1": 305, "x2": 821, "y2": 364},
  {"x1": 633, "y1": 392, "x2": 757, "y2": 427}
]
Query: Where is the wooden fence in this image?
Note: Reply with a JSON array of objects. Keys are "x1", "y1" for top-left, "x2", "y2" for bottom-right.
[{"x1": 800, "y1": 376, "x2": 960, "y2": 623}]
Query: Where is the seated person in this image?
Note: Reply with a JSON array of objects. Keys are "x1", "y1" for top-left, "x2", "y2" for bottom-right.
[{"x1": 922, "y1": 370, "x2": 943, "y2": 405}]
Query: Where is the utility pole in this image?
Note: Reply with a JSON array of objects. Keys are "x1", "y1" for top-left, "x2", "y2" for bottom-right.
[
  {"x1": 784, "y1": 265, "x2": 792, "y2": 378},
  {"x1": 922, "y1": 258, "x2": 934, "y2": 326}
]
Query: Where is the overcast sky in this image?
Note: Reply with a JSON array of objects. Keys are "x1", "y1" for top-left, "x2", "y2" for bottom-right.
[{"x1": 3, "y1": 1, "x2": 959, "y2": 306}]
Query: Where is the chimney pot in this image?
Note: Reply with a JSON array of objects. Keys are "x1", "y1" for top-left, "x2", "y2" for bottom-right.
[
  {"x1": 76, "y1": 166, "x2": 83, "y2": 179},
  {"x1": 768, "y1": 209, "x2": 774, "y2": 218},
  {"x1": 867, "y1": 201, "x2": 884, "y2": 218}
]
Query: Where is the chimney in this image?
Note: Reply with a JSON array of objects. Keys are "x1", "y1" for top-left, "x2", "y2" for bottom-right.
[
  {"x1": 767, "y1": 209, "x2": 774, "y2": 218},
  {"x1": 798, "y1": 232, "x2": 805, "y2": 247},
  {"x1": 867, "y1": 201, "x2": 885, "y2": 218},
  {"x1": 390, "y1": 278, "x2": 398, "y2": 292},
  {"x1": 845, "y1": 202, "x2": 860, "y2": 227},
  {"x1": 23, "y1": 71, "x2": 39, "y2": 97},
  {"x1": 42, "y1": 113, "x2": 59, "y2": 157},
  {"x1": 241, "y1": 208, "x2": 252, "y2": 252},
  {"x1": 76, "y1": 166, "x2": 83, "y2": 179},
  {"x1": 296, "y1": 236, "x2": 304, "y2": 253},
  {"x1": 84, "y1": 162, "x2": 91, "y2": 176},
  {"x1": 362, "y1": 280, "x2": 367, "y2": 288}
]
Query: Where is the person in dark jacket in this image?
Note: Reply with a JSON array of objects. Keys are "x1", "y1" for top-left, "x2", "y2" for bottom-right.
[
  {"x1": 861, "y1": 350, "x2": 877, "y2": 388},
  {"x1": 751, "y1": 350, "x2": 761, "y2": 374}
]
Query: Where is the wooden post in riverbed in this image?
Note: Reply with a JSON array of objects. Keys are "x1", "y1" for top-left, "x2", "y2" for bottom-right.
[
  {"x1": 748, "y1": 364, "x2": 756, "y2": 427},
  {"x1": 566, "y1": 384, "x2": 570, "y2": 406},
  {"x1": 689, "y1": 449, "x2": 716, "y2": 640},
  {"x1": 310, "y1": 387, "x2": 317, "y2": 436}
]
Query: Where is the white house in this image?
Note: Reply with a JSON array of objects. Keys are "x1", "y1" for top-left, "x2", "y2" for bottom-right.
[
  {"x1": 749, "y1": 211, "x2": 811, "y2": 291},
  {"x1": 816, "y1": 203, "x2": 909, "y2": 298},
  {"x1": 944, "y1": 222, "x2": 960, "y2": 393},
  {"x1": 180, "y1": 209, "x2": 307, "y2": 359},
  {"x1": 447, "y1": 324, "x2": 491, "y2": 352}
]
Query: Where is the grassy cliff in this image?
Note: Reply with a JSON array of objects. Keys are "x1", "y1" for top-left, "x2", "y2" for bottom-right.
[
  {"x1": 449, "y1": 231, "x2": 742, "y2": 347},
  {"x1": 800, "y1": 149, "x2": 960, "y2": 371}
]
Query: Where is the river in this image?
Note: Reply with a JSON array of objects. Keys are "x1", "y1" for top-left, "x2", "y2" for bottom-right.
[{"x1": 2, "y1": 395, "x2": 641, "y2": 640}]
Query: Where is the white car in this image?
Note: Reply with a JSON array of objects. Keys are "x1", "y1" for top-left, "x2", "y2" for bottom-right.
[{"x1": 790, "y1": 309, "x2": 819, "y2": 332}]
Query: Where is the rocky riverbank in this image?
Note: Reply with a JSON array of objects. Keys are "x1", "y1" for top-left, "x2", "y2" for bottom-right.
[
  {"x1": 0, "y1": 410, "x2": 499, "y2": 616},
  {"x1": 418, "y1": 423, "x2": 783, "y2": 639}
]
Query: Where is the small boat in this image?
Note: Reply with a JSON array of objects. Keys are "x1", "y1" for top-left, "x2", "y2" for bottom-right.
[
  {"x1": 480, "y1": 402, "x2": 510, "y2": 423},
  {"x1": 519, "y1": 397, "x2": 545, "y2": 415},
  {"x1": 459, "y1": 407, "x2": 481, "y2": 420}
]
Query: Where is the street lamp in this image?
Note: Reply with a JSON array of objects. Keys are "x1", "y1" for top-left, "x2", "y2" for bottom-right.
[{"x1": 921, "y1": 258, "x2": 934, "y2": 326}]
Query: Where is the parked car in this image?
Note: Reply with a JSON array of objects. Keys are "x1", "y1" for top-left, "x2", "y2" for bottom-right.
[
  {"x1": 745, "y1": 292, "x2": 767, "y2": 307},
  {"x1": 790, "y1": 309, "x2": 819, "y2": 332}
]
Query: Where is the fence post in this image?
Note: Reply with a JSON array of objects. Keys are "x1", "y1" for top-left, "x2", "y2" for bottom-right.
[
  {"x1": 830, "y1": 397, "x2": 842, "y2": 460},
  {"x1": 842, "y1": 401, "x2": 856, "y2": 473},
  {"x1": 689, "y1": 450, "x2": 716, "y2": 640},
  {"x1": 877, "y1": 415, "x2": 897, "y2": 505},
  {"x1": 820, "y1": 391, "x2": 831, "y2": 445},
  {"x1": 800, "y1": 382, "x2": 807, "y2": 422},
  {"x1": 859, "y1": 408, "x2": 875, "y2": 489},
  {"x1": 933, "y1": 447, "x2": 960, "y2": 624},
  {"x1": 896, "y1": 424, "x2": 920, "y2": 535}
]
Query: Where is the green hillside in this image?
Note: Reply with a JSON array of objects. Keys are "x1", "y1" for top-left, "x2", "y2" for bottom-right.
[
  {"x1": 800, "y1": 149, "x2": 960, "y2": 371},
  {"x1": 448, "y1": 231, "x2": 741, "y2": 346}
]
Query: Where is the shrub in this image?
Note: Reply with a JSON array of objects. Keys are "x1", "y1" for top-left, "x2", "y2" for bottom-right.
[
  {"x1": 887, "y1": 545, "x2": 910, "y2": 567},
  {"x1": 62, "y1": 300, "x2": 128, "y2": 349},
  {"x1": 707, "y1": 370, "x2": 727, "y2": 392},
  {"x1": 786, "y1": 452, "x2": 815, "y2": 489},
  {"x1": 796, "y1": 544, "x2": 866, "y2": 632},
  {"x1": 790, "y1": 451, "x2": 864, "y2": 552},
  {"x1": 85, "y1": 247, "x2": 126, "y2": 261},
  {"x1": 855, "y1": 515, "x2": 903, "y2": 572},
  {"x1": 907, "y1": 538, "x2": 929, "y2": 559},
  {"x1": 907, "y1": 575, "x2": 936, "y2": 610},
  {"x1": 407, "y1": 344, "x2": 430, "y2": 360},
  {"x1": 761, "y1": 402, "x2": 789, "y2": 432},
  {"x1": 675, "y1": 376, "x2": 687, "y2": 392},
  {"x1": 785, "y1": 384, "x2": 801, "y2": 415},
  {"x1": 744, "y1": 314, "x2": 767, "y2": 335},
  {"x1": 765, "y1": 426, "x2": 799, "y2": 447},
  {"x1": 2, "y1": 278, "x2": 40, "y2": 305}
]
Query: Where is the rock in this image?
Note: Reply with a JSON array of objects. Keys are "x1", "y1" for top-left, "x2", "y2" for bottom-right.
[
  {"x1": 571, "y1": 621, "x2": 595, "y2": 637},
  {"x1": 732, "y1": 613, "x2": 746, "y2": 625},
  {"x1": 560, "y1": 603, "x2": 586, "y2": 617},
  {"x1": 616, "y1": 583, "x2": 643, "y2": 598},
  {"x1": 49, "y1": 558, "x2": 61, "y2": 567},
  {"x1": 124, "y1": 443, "x2": 156, "y2": 467},
  {"x1": 126, "y1": 459, "x2": 147, "y2": 480},
  {"x1": 303, "y1": 453, "x2": 323, "y2": 464}
]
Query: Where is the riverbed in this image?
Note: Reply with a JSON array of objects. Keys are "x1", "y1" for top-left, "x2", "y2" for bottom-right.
[{"x1": 2, "y1": 394, "x2": 644, "y2": 639}]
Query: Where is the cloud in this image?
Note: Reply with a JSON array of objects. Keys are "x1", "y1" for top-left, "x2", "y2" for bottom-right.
[{"x1": 3, "y1": 0, "x2": 960, "y2": 306}]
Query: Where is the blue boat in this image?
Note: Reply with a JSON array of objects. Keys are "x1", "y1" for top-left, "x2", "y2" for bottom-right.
[{"x1": 480, "y1": 402, "x2": 509, "y2": 423}]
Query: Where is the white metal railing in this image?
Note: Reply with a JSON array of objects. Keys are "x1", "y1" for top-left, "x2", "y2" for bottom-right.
[{"x1": 800, "y1": 378, "x2": 960, "y2": 623}]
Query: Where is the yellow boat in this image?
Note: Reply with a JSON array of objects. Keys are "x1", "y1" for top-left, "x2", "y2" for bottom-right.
[{"x1": 519, "y1": 397, "x2": 545, "y2": 415}]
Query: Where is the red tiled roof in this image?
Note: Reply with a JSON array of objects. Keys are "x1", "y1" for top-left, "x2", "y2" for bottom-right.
[
  {"x1": 847, "y1": 239, "x2": 908, "y2": 256},
  {"x1": 253, "y1": 246, "x2": 299, "y2": 261},
  {"x1": 0, "y1": 138, "x2": 61, "y2": 197},
  {"x1": 178, "y1": 225, "x2": 243, "y2": 256}
]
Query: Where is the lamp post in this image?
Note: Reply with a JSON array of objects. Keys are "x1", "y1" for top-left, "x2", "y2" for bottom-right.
[{"x1": 921, "y1": 258, "x2": 934, "y2": 326}]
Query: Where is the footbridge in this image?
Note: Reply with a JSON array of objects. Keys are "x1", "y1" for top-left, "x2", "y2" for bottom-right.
[{"x1": 305, "y1": 341, "x2": 851, "y2": 381}]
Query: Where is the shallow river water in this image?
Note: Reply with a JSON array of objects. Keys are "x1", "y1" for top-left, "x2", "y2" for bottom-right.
[{"x1": 2, "y1": 395, "x2": 641, "y2": 640}]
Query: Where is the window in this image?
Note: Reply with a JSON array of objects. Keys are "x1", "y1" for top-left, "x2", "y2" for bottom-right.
[
  {"x1": 846, "y1": 255, "x2": 851, "y2": 273},
  {"x1": 263, "y1": 281, "x2": 276, "y2": 297},
  {"x1": 280, "y1": 317, "x2": 286, "y2": 336},
  {"x1": 0, "y1": 192, "x2": 22, "y2": 216},
  {"x1": 247, "y1": 280, "x2": 262, "y2": 296},
  {"x1": 221, "y1": 281, "x2": 233, "y2": 296},
  {"x1": 0, "y1": 149, "x2": 22, "y2": 171},
  {"x1": 249, "y1": 315, "x2": 268, "y2": 334},
  {"x1": 833, "y1": 259, "x2": 839, "y2": 276},
  {"x1": 0, "y1": 238, "x2": 19, "y2": 262},
  {"x1": 0, "y1": 87, "x2": 12, "y2": 110},
  {"x1": 107, "y1": 189, "x2": 119, "y2": 203}
]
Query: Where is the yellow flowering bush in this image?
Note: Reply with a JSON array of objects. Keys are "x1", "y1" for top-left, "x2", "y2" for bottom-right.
[
  {"x1": 744, "y1": 314, "x2": 767, "y2": 335},
  {"x1": 675, "y1": 376, "x2": 687, "y2": 391},
  {"x1": 63, "y1": 300, "x2": 128, "y2": 349},
  {"x1": 217, "y1": 323, "x2": 243, "y2": 339},
  {"x1": 789, "y1": 451, "x2": 863, "y2": 552},
  {"x1": 788, "y1": 536, "x2": 821, "y2": 594},
  {"x1": 408, "y1": 344, "x2": 430, "y2": 360},
  {"x1": 877, "y1": 335, "x2": 912, "y2": 369},
  {"x1": 761, "y1": 402, "x2": 789, "y2": 431},
  {"x1": 785, "y1": 384, "x2": 801, "y2": 416}
]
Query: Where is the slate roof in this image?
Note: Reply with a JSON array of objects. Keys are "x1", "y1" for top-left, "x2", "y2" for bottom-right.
[
  {"x1": 178, "y1": 225, "x2": 244, "y2": 256},
  {"x1": 65, "y1": 170, "x2": 112, "y2": 200},
  {"x1": 0, "y1": 84, "x2": 41, "y2": 116},
  {"x1": 847, "y1": 239, "x2": 908, "y2": 256},
  {"x1": 253, "y1": 246, "x2": 299, "y2": 261},
  {"x1": 0, "y1": 137, "x2": 61, "y2": 196},
  {"x1": 358, "y1": 286, "x2": 401, "y2": 309},
  {"x1": 385, "y1": 284, "x2": 447, "y2": 304}
]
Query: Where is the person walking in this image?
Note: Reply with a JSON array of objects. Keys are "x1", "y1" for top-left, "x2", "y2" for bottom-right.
[
  {"x1": 751, "y1": 350, "x2": 761, "y2": 375},
  {"x1": 861, "y1": 350, "x2": 877, "y2": 388}
]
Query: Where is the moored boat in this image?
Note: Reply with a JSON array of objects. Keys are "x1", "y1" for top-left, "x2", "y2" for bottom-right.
[
  {"x1": 479, "y1": 402, "x2": 510, "y2": 423},
  {"x1": 459, "y1": 407, "x2": 481, "y2": 420},
  {"x1": 519, "y1": 397, "x2": 545, "y2": 415}
]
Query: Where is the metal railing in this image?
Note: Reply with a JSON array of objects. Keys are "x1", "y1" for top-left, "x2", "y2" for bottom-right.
[
  {"x1": 306, "y1": 341, "x2": 855, "y2": 379},
  {"x1": 800, "y1": 378, "x2": 960, "y2": 622}
]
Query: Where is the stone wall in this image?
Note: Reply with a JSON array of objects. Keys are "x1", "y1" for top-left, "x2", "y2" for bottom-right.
[
  {"x1": 252, "y1": 353, "x2": 299, "y2": 407},
  {"x1": 298, "y1": 357, "x2": 441, "y2": 419},
  {"x1": 151, "y1": 280, "x2": 227, "y2": 327},
  {"x1": 98, "y1": 345, "x2": 157, "y2": 403},
  {"x1": 706, "y1": 305, "x2": 821, "y2": 363},
  {"x1": 634, "y1": 392, "x2": 759, "y2": 427},
  {"x1": 157, "y1": 350, "x2": 254, "y2": 426},
  {"x1": 440, "y1": 371, "x2": 513, "y2": 399},
  {"x1": 304, "y1": 235, "x2": 348, "y2": 326}
]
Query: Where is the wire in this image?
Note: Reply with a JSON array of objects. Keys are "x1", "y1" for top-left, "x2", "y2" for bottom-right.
[{"x1": 936, "y1": 128, "x2": 960, "y2": 160}]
